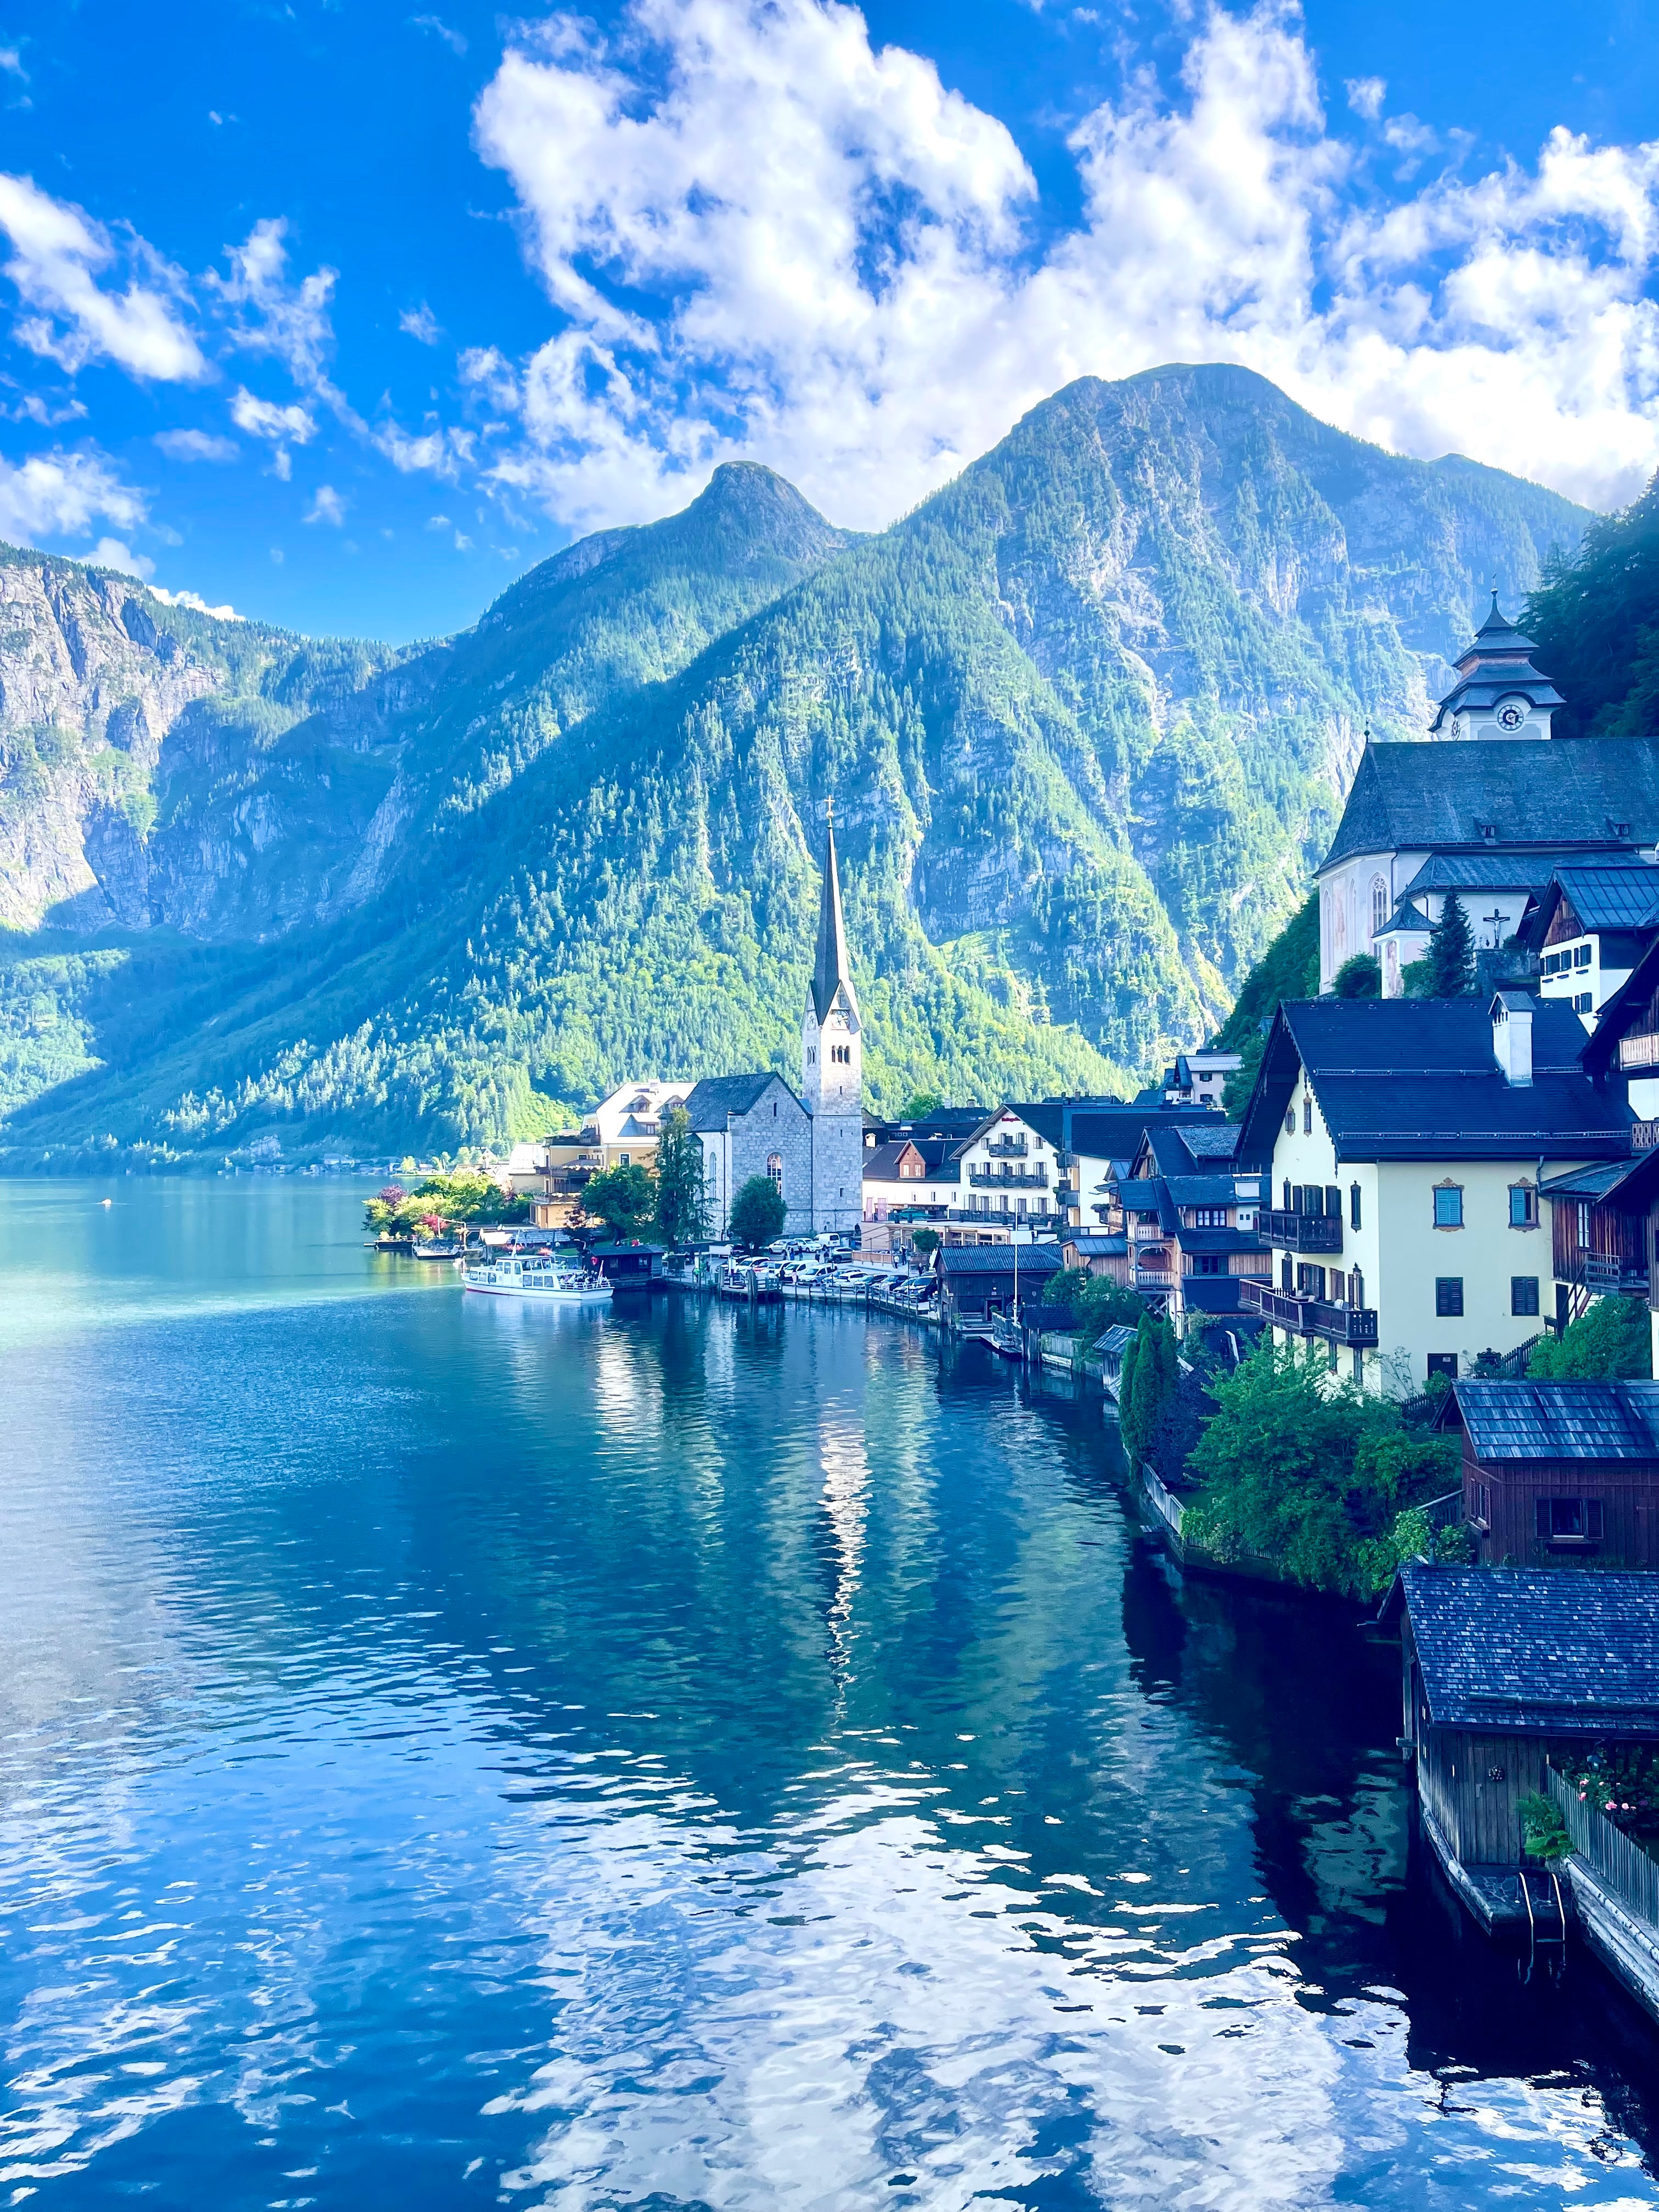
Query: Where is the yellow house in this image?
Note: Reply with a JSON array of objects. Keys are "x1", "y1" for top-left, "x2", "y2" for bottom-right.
[{"x1": 1235, "y1": 994, "x2": 1633, "y2": 1390}]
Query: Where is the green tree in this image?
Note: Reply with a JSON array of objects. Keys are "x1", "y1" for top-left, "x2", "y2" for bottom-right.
[
  {"x1": 1332, "y1": 953, "x2": 1381, "y2": 999},
  {"x1": 1121, "y1": 1311, "x2": 1178, "y2": 1469},
  {"x1": 910, "y1": 1227, "x2": 941, "y2": 1257},
  {"x1": 411, "y1": 1169, "x2": 526, "y2": 1225},
  {"x1": 1182, "y1": 1340, "x2": 1458, "y2": 1596},
  {"x1": 1529, "y1": 1294, "x2": 1652, "y2": 1379},
  {"x1": 1424, "y1": 894, "x2": 1476, "y2": 996},
  {"x1": 580, "y1": 1161, "x2": 656, "y2": 1237},
  {"x1": 729, "y1": 1174, "x2": 787, "y2": 1248},
  {"x1": 901, "y1": 1092, "x2": 944, "y2": 1119},
  {"x1": 652, "y1": 1105, "x2": 708, "y2": 1246},
  {"x1": 1526, "y1": 472, "x2": 1659, "y2": 740},
  {"x1": 1050, "y1": 1264, "x2": 1143, "y2": 1340}
]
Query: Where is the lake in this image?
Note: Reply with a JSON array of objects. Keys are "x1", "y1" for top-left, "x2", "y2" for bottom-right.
[{"x1": 2, "y1": 1177, "x2": 1657, "y2": 2209}]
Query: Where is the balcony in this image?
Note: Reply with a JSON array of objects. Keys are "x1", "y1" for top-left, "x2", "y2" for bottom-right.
[
  {"x1": 984, "y1": 1137, "x2": 1029, "y2": 1157},
  {"x1": 969, "y1": 1166, "x2": 1048, "y2": 1188},
  {"x1": 1570, "y1": 1251, "x2": 1651, "y2": 1297},
  {"x1": 1619, "y1": 1030, "x2": 1659, "y2": 1071},
  {"x1": 1260, "y1": 1208, "x2": 1343, "y2": 1254},
  {"x1": 1240, "y1": 1278, "x2": 1378, "y2": 1345}
]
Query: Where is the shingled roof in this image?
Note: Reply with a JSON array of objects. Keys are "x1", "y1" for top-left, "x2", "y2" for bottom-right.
[
  {"x1": 1322, "y1": 738, "x2": 1659, "y2": 871},
  {"x1": 1236, "y1": 996, "x2": 1633, "y2": 1163},
  {"x1": 1391, "y1": 1564, "x2": 1659, "y2": 1736},
  {"x1": 1441, "y1": 1380, "x2": 1659, "y2": 1462},
  {"x1": 680, "y1": 1073, "x2": 798, "y2": 1130}
]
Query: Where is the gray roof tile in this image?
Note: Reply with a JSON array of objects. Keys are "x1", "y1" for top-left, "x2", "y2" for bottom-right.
[{"x1": 1396, "y1": 1564, "x2": 1659, "y2": 1735}]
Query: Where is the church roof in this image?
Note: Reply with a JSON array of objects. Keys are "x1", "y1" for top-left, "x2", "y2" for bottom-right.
[
  {"x1": 1459, "y1": 592, "x2": 1541, "y2": 663},
  {"x1": 1321, "y1": 738, "x2": 1659, "y2": 871},
  {"x1": 680, "y1": 1073, "x2": 797, "y2": 1130},
  {"x1": 810, "y1": 818, "x2": 859, "y2": 1025}
]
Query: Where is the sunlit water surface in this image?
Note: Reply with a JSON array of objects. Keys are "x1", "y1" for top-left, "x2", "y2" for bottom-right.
[{"x1": 2, "y1": 1178, "x2": 1658, "y2": 2210}]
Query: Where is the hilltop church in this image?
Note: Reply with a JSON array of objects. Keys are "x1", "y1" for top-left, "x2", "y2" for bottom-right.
[
  {"x1": 680, "y1": 818, "x2": 866, "y2": 1240},
  {"x1": 1317, "y1": 594, "x2": 1659, "y2": 997}
]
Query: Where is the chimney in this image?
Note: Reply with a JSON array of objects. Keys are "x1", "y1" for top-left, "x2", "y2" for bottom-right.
[{"x1": 1491, "y1": 991, "x2": 1534, "y2": 1087}]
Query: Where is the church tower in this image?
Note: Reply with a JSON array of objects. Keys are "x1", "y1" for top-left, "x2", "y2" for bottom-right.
[
  {"x1": 1429, "y1": 591, "x2": 1565, "y2": 740},
  {"x1": 802, "y1": 814, "x2": 864, "y2": 1234}
]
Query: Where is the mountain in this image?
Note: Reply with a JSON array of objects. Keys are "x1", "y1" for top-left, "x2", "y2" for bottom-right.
[{"x1": 0, "y1": 365, "x2": 1588, "y2": 1165}]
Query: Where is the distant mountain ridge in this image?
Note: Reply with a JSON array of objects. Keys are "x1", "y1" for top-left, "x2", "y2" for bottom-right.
[{"x1": 0, "y1": 365, "x2": 1588, "y2": 1163}]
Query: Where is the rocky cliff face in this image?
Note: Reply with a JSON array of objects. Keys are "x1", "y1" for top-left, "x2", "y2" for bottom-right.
[{"x1": 0, "y1": 368, "x2": 1589, "y2": 1161}]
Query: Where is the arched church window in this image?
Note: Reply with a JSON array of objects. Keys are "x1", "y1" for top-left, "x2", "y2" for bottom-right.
[
  {"x1": 1372, "y1": 877, "x2": 1388, "y2": 936},
  {"x1": 767, "y1": 1153, "x2": 783, "y2": 1190}
]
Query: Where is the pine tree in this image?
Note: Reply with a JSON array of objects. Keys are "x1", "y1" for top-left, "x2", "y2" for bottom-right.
[
  {"x1": 1425, "y1": 893, "x2": 1476, "y2": 996},
  {"x1": 652, "y1": 1105, "x2": 708, "y2": 1246}
]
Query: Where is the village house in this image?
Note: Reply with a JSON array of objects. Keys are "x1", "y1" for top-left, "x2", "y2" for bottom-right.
[
  {"x1": 507, "y1": 1079, "x2": 697, "y2": 1227},
  {"x1": 1517, "y1": 861, "x2": 1659, "y2": 1030},
  {"x1": 1235, "y1": 993, "x2": 1632, "y2": 1389},
  {"x1": 1437, "y1": 1379, "x2": 1659, "y2": 1570},
  {"x1": 861, "y1": 1134, "x2": 962, "y2": 1221},
  {"x1": 1105, "y1": 1125, "x2": 1268, "y2": 1328},
  {"x1": 1314, "y1": 597, "x2": 1659, "y2": 996},
  {"x1": 1161, "y1": 1049, "x2": 1241, "y2": 1109}
]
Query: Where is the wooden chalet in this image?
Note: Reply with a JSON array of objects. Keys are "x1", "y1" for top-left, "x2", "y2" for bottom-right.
[
  {"x1": 1436, "y1": 1379, "x2": 1659, "y2": 1568},
  {"x1": 1386, "y1": 1564, "x2": 1659, "y2": 1943}
]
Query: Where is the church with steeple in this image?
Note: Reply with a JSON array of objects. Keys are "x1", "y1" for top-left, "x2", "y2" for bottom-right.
[
  {"x1": 800, "y1": 813, "x2": 865, "y2": 1234},
  {"x1": 680, "y1": 814, "x2": 866, "y2": 1240}
]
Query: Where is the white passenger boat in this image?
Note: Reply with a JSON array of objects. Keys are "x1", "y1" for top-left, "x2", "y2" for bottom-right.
[{"x1": 461, "y1": 1254, "x2": 613, "y2": 1303}]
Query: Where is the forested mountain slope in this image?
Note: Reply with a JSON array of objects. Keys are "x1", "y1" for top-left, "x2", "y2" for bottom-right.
[{"x1": 0, "y1": 365, "x2": 1587, "y2": 1164}]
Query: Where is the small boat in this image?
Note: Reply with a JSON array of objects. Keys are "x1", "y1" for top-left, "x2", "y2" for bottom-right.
[
  {"x1": 411, "y1": 1238, "x2": 464, "y2": 1259},
  {"x1": 461, "y1": 1255, "x2": 613, "y2": 1302}
]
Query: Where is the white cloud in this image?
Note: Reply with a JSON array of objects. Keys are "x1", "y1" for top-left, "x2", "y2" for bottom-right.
[
  {"x1": 210, "y1": 219, "x2": 360, "y2": 427},
  {"x1": 304, "y1": 483, "x2": 347, "y2": 525},
  {"x1": 411, "y1": 14, "x2": 468, "y2": 55},
  {"x1": 155, "y1": 427, "x2": 238, "y2": 461},
  {"x1": 1345, "y1": 75, "x2": 1385, "y2": 122},
  {"x1": 229, "y1": 385, "x2": 316, "y2": 443},
  {"x1": 0, "y1": 47, "x2": 25, "y2": 79},
  {"x1": 0, "y1": 445, "x2": 144, "y2": 545},
  {"x1": 471, "y1": 0, "x2": 1659, "y2": 526},
  {"x1": 149, "y1": 582, "x2": 242, "y2": 619},
  {"x1": 399, "y1": 301, "x2": 442, "y2": 344},
  {"x1": 88, "y1": 536, "x2": 154, "y2": 578},
  {"x1": 376, "y1": 419, "x2": 471, "y2": 475},
  {"x1": 0, "y1": 172, "x2": 205, "y2": 381}
]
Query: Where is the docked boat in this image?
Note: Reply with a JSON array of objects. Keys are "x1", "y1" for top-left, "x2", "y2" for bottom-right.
[
  {"x1": 461, "y1": 1255, "x2": 613, "y2": 1302},
  {"x1": 411, "y1": 1238, "x2": 464, "y2": 1259}
]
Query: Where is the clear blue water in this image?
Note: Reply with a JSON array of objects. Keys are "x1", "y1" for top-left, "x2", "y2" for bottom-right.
[{"x1": 3, "y1": 1178, "x2": 1658, "y2": 2210}]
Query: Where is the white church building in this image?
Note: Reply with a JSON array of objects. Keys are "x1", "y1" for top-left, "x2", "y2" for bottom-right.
[
  {"x1": 681, "y1": 818, "x2": 866, "y2": 1240},
  {"x1": 1315, "y1": 595, "x2": 1659, "y2": 997}
]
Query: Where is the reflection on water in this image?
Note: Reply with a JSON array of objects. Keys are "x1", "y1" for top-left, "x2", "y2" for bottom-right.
[{"x1": 1, "y1": 1180, "x2": 1656, "y2": 2208}]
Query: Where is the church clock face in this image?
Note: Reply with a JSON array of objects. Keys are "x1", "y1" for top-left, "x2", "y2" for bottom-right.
[{"x1": 1496, "y1": 700, "x2": 1526, "y2": 731}]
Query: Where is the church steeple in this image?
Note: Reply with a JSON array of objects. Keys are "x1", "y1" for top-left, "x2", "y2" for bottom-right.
[
  {"x1": 810, "y1": 812, "x2": 859, "y2": 1026},
  {"x1": 802, "y1": 809, "x2": 862, "y2": 1134}
]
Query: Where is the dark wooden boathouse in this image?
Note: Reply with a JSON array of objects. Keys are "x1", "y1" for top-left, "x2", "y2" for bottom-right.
[{"x1": 1386, "y1": 1564, "x2": 1659, "y2": 1933}]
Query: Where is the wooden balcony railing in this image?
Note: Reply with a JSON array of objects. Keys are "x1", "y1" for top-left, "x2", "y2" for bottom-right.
[
  {"x1": 1260, "y1": 1208, "x2": 1344, "y2": 1254},
  {"x1": 1618, "y1": 1030, "x2": 1659, "y2": 1071},
  {"x1": 1240, "y1": 1278, "x2": 1378, "y2": 1344}
]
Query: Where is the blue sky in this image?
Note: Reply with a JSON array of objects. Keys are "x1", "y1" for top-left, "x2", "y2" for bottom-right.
[{"x1": 2, "y1": 0, "x2": 1658, "y2": 642}]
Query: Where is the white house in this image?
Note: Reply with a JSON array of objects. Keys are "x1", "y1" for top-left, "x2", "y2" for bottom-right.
[{"x1": 1235, "y1": 994, "x2": 1632, "y2": 1390}]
